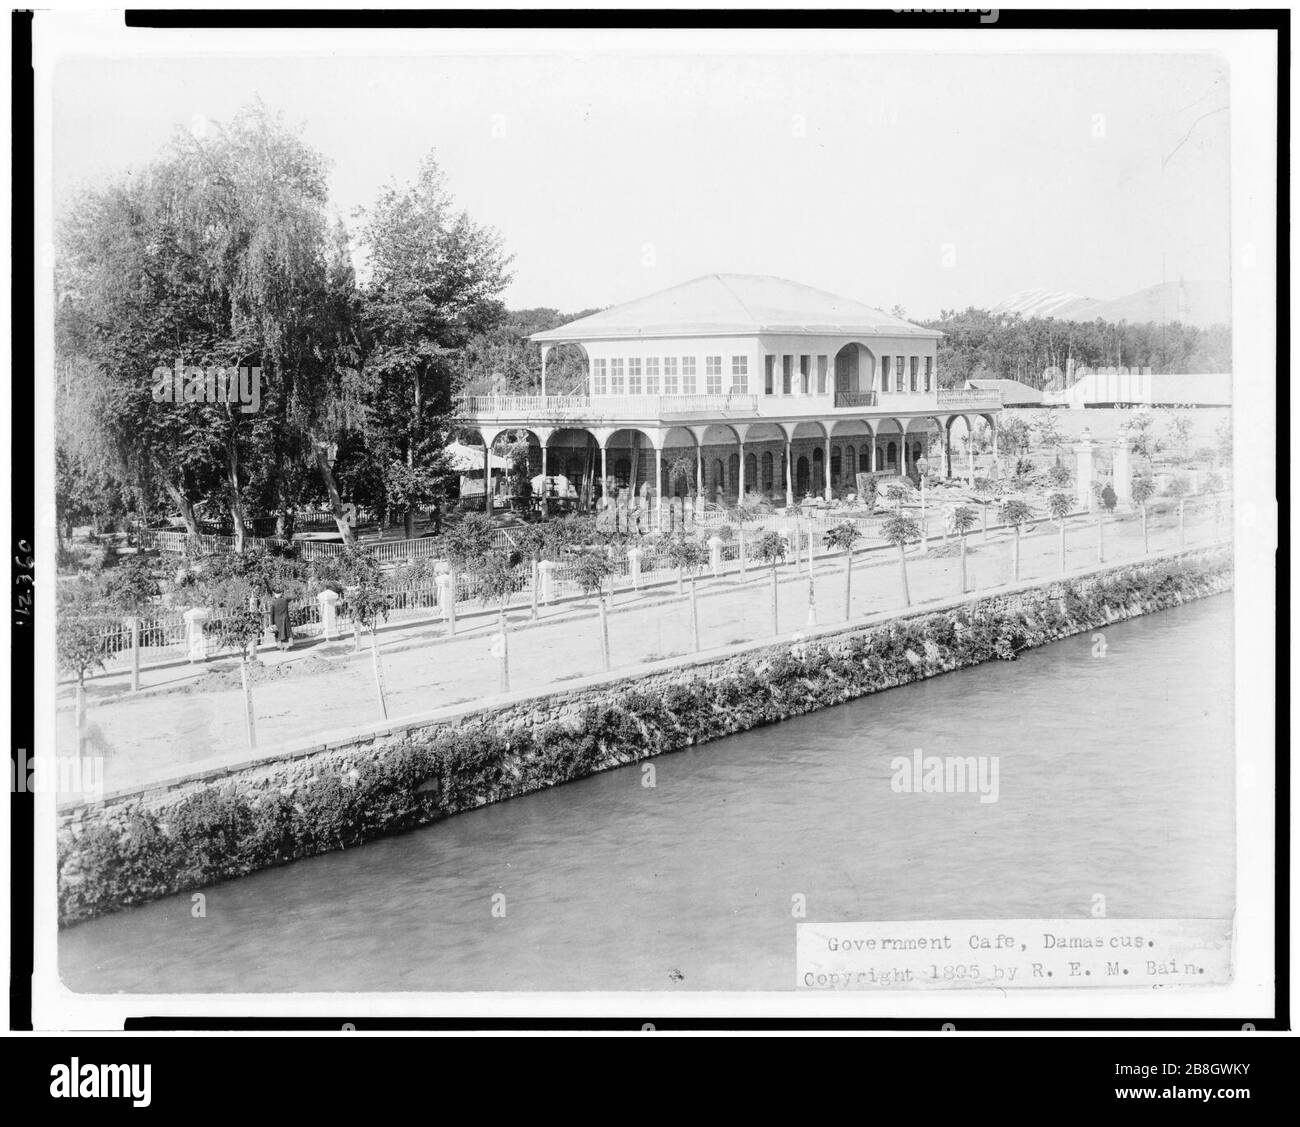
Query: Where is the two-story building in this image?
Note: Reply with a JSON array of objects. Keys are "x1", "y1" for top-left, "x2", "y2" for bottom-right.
[{"x1": 454, "y1": 274, "x2": 1002, "y2": 517}]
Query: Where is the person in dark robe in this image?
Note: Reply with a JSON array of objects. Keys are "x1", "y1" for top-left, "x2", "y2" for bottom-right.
[{"x1": 269, "y1": 588, "x2": 292, "y2": 651}]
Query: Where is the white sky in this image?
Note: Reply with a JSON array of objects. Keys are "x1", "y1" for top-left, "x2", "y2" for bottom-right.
[{"x1": 52, "y1": 48, "x2": 1230, "y2": 318}]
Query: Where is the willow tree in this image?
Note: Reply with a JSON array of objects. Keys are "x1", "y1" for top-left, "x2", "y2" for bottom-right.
[
  {"x1": 357, "y1": 153, "x2": 513, "y2": 539},
  {"x1": 56, "y1": 104, "x2": 355, "y2": 549}
]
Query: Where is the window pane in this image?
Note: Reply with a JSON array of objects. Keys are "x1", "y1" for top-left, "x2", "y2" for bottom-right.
[
  {"x1": 664, "y1": 357, "x2": 678, "y2": 395},
  {"x1": 730, "y1": 355, "x2": 748, "y2": 393},
  {"x1": 646, "y1": 357, "x2": 660, "y2": 395},
  {"x1": 611, "y1": 359, "x2": 624, "y2": 394},
  {"x1": 628, "y1": 358, "x2": 642, "y2": 395},
  {"x1": 682, "y1": 357, "x2": 696, "y2": 395}
]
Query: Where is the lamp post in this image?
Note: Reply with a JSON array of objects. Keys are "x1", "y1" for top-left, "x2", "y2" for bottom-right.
[{"x1": 917, "y1": 454, "x2": 930, "y2": 554}]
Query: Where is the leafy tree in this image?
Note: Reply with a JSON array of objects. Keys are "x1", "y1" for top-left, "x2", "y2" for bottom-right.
[
  {"x1": 665, "y1": 536, "x2": 708, "y2": 649},
  {"x1": 951, "y1": 505, "x2": 977, "y2": 593},
  {"x1": 571, "y1": 552, "x2": 615, "y2": 671},
  {"x1": 754, "y1": 531, "x2": 789, "y2": 636},
  {"x1": 473, "y1": 550, "x2": 520, "y2": 692},
  {"x1": 1047, "y1": 492, "x2": 1073, "y2": 573},
  {"x1": 1165, "y1": 474, "x2": 1192, "y2": 548},
  {"x1": 357, "y1": 152, "x2": 513, "y2": 536},
  {"x1": 879, "y1": 513, "x2": 920, "y2": 607},
  {"x1": 1131, "y1": 476, "x2": 1156, "y2": 553},
  {"x1": 822, "y1": 521, "x2": 862, "y2": 622},
  {"x1": 997, "y1": 499, "x2": 1034, "y2": 582}
]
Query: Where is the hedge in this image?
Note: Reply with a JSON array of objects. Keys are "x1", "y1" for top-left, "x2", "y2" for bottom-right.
[{"x1": 57, "y1": 548, "x2": 1231, "y2": 926}]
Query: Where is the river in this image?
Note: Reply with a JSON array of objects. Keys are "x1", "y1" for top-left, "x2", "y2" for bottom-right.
[{"x1": 60, "y1": 594, "x2": 1234, "y2": 993}]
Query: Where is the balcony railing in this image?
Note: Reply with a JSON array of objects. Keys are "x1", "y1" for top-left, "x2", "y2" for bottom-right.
[
  {"x1": 454, "y1": 393, "x2": 759, "y2": 421},
  {"x1": 834, "y1": 391, "x2": 878, "y2": 408},
  {"x1": 937, "y1": 388, "x2": 1004, "y2": 407}
]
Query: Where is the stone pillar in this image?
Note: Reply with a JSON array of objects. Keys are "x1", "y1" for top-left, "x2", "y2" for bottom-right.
[
  {"x1": 967, "y1": 418, "x2": 976, "y2": 484},
  {"x1": 317, "y1": 588, "x2": 339, "y2": 641},
  {"x1": 823, "y1": 431, "x2": 833, "y2": 501},
  {"x1": 737, "y1": 441, "x2": 746, "y2": 502},
  {"x1": 1073, "y1": 429, "x2": 1096, "y2": 509},
  {"x1": 869, "y1": 440, "x2": 877, "y2": 472},
  {"x1": 707, "y1": 534, "x2": 724, "y2": 578},
  {"x1": 1112, "y1": 440, "x2": 1133, "y2": 507},
  {"x1": 537, "y1": 560, "x2": 557, "y2": 604},
  {"x1": 627, "y1": 546, "x2": 644, "y2": 590},
  {"x1": 182, "y1": 607, "x2": 211, "y2": 662},
  {"x1": 901, "y1": 431, "x2": 909, "y2": 478},
  {"x1": 540, "y1": 442, "x2": 548, "y2": 481},
  {"x1": 654, "y1": 445, "x2": 664, "y2": 529},
  {"x1": 483, "y1": 441, "x2": 492, "y2": 512},
  {"x1": 784, "y1": 440, "x2": 794, "y2": 507},
  {"x1": 435, "y1": 573, "x2": 453, "y2": 619},
  {"x1": 695, "y1": 442, "x2": 704, "y2": 515},
  {"x1": 600, "y1": 445, "x2": 609, "y2": 505}
]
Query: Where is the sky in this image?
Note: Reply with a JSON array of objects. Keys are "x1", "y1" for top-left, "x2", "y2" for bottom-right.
[{"x1": 52, "y1": 48, "x2": 1231, "y2": 319}]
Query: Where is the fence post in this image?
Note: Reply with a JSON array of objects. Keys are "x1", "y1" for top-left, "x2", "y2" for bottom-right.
[
  {"x1": 707, "y1": 535, "x2": 724, "y2": 579},
  {"x1": 627, "y1": 546, "x2": 644, "y2": 591},
  {"x1": 538, "y1": 560, "x2": 557, "y2": 605},
  {"x1": 182, "y1": 607, "x2": 211, "y2": 663},
  {"x1": 317, "y1": 588, "x2": 339, "y2": 641},
  {"x1": 127, "y1": 616, "x2": 140, "y2": 692}
]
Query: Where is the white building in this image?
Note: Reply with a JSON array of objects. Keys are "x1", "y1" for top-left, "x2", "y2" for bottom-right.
[{"x1": 455, "y1": 274, "x2": 1003, "y2": 514}]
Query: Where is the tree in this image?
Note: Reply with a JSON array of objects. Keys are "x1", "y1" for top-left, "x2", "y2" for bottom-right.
[
  {"x1": 57, "y1": 583, "x2": 109, "y2": 757},
  {"x1": 510, "y1": 522, "x2": 548, "y2": 621},
  {"x1": 883, "y1": 480, "x2": 912, "y2": 512},
  {"x1": 822, "y1": 521, "x2": 862, "y2": 622},
  {"x1": 473, "y1": 550, "x2": 520, "y2": 693},
  {"x1": 971, "y1": 478, "x2": 996, "y2": 541},
  {"x1": 997, "y1": 500, "x2": 1033, "y2": 582},
  {"x1": 441, "y1": 512, "x2": 496, "y2": 635},
  {"x1": 1046, "y1": 492, "x2": 1072, "y2": 574},
  {"x1": 357, "y1": 152, "x2": 513, "y2": 537},
  {"x1": 347, "y1": 571, "x2": 392, "y2": 719},
  {"x1": 1205, "y1": 470, "x2": 1226, "y2": 532},
  {"x1": 754, "y1": 531, "x2": 789, "y2": 636},
  {"x1": 1131, "y1": 476, "x2": 1156, "y2": 554},
  {"x1": 1032, "y1": 409, "x2": 1066, "y2": 456},
  {"x1": 1123, "y1": 411, "x2": 1163, "y2": 468},
  {"x1": 951, "y1": 505, "x2": 977, "y2": 593},
  {"x1": 1165, "y1": 474, "x2": 1192, "y2": 549},
  {"x1": 879, "y1": 513, "x2": 921, "y2": 607},
  {"x1": 732, "y1": 493, "x2": 771, "y2": 575},
  {"x1": 101, "y1": 555, "x2": 160, "y2": 692},
  {"x1": 571, "y1": 552, "x2": 615, "y2": 671},
  {"x1": 665, "y1": 536, "x2": 708, "y2": 650}
]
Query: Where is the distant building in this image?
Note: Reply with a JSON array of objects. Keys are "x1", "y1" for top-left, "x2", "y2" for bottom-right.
[
  {"x1": 1045, "y1": 370, "x2": 1231, "y2": 409},
  {"x1": 453, "y1": 274, "x2": 1003, "y2": 517},
  {"x1": 964, "y1": 378, "x2": 1044, "y2": 407}
]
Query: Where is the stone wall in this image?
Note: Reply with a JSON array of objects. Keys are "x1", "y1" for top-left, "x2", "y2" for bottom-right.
[{"x1": 57, "y1": 546, "x2": 1232, "y2": 926}]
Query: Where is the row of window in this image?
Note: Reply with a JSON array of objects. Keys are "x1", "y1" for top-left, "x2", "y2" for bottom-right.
[
  {"x1": 590, "y1": 354, "x2": 935, "y2": 396},
  {"x1": 591, "y1": 356, "x2": 746, "y2": 397}
]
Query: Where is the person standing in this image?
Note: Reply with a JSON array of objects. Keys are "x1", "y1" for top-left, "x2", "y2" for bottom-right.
[{"x1": 269, "y1": 588, "x2": 292, "y2": 651}]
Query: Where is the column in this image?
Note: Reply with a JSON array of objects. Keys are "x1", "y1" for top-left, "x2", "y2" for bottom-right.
[
  {"x1": 1112, "y1": 440, "x2": 1133, "y2": 507},
  {"x1": 823, "y1": 430, "x2": 833, "y2": 501},
  {"x1": 483, "y1": 441, "x2": 492, "y2": 512},
  {"x1": 655, "y1": 445, "x2": 664, "y2": 529},
  {"x1": 540, "y1": 346, "x2": 548, "y2": 397},
  {"x1": 784, "y1": 439, "x2": 794, "y2": 507},
  {"x1": 695, "y1": 441, "x2": 704, "y2": 501},
  {"x1": 737, "y1": 441, "x2": 746, "y2": 502},
  {"x1": 1073, "y1": 430, "x2": 1096, "y2": 509},
  {"x1": 990, "y1": 416, "x2": 1000, "y2": 475},
  {"x1": 869, "y1": 439, "x2": 876, "y2": 472},
  {"x1": 600, "y1": 445, "x2": 608, "y2": 505},
  {"x1": 540, "y1": 441, "x2": 548, "y2": 480},
  {"x1": 900, "y1": 429, "x2": 909, "y2": 478},
  {"x1": 967, "y1": 417, "x2": 975, "y2": 484}
]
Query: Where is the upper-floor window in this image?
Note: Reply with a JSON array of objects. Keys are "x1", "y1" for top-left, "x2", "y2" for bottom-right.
[
  {"x1": 664, "y1": 357, "x2": 679, "y2": 395},
  {"x1": 764, "y1": 355, "x2": 776, "y2": 395},
  {"x1": 730, "y1": 355, "x2": 748, "y2": 393},
  {"x1": 896, "y1": 357, "x2": 905, "y2": 391},
  {"x1": 924, "y1": 356, "x2": 933, "y2": 392},
  {"x1": 910, "y1": 356, "x2": 919, "y2": 392},
  {"x1": 593, "y1": 358, "x2": 608, "y2": 396},
  {"x1": 881, "y1": 355, "x2": 891, "y2": 393},
  {"x1": 628, "y1": 358, "x2": 643, "y2": 395},
  {"x1": 816, "y1": 355, "x2": 827, "y2": 395},
  {"x1": 705, "y1": 355, "x2": 723, "y2": 395},
  {"x1": 782, "y1": 355, "x2": 793, "y2": 395},
  {"x1": 610, "y1": 358, "x2": 625, "y2": 395},
  {"x1": 800, "y1": 355, "x2": 811, "y2": 395},
  {"x1": 646, "y1": 357, "x2": 660, "y2": 395},
  {"x1": 682, "y1": 356, "x2": 697, "y2": 395}
]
